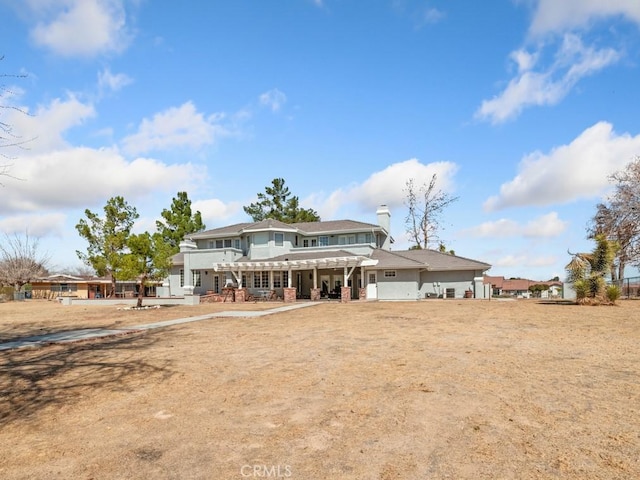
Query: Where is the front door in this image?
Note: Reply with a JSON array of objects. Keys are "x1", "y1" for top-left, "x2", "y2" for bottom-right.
[{"x1": 366, "y1": 272, "x2": 377, "y2": 300}]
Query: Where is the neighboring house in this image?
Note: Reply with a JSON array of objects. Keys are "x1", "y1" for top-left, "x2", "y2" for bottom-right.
[
  {"x1": 30, "y1": 274, "x2": 158, "y2": 299},
  {"x1": 166, "y1": 206, "x2": 492, "y2": 302},
  {"x1": 30, "y1": 274, "x2": 110, "y2": 299},
  {"x1": 484, "y1": 275, "x2": 562, "y2": 298}
]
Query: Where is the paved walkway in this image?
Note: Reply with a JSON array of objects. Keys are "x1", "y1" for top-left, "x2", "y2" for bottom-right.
[{"x1": 0, "y1": 303, "x2": 318, "y2": 351}]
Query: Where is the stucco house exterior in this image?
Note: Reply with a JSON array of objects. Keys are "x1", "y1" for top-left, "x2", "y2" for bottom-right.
[
  {"x1": 165, "y1": 206, "x2": 491, "y2": 302},
  {"x1": 29, "y1": 274, "x2": 158, "y2": 300}
]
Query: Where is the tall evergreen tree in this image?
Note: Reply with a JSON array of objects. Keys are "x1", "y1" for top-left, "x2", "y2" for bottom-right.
[
  {"x1": 76, "y1": 196, "x2": 139, "y2": 297},
  {"x1": 156, "y1": 191, "x2": 205, "y2": 253},
  {"x1": 244, "y1": 178, "x2": 320, "y2": 223},
  {"x1": 120, "y1": 232, "x2": 173, "y2": 307}
]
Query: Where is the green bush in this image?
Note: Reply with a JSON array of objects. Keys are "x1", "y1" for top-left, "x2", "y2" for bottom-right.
[
  {"x1": 574, "y1": 279, "x2": 589, "y2": 302},
  {"x1": 605, "y1": 285, "x2": 622, "y2": 304}
]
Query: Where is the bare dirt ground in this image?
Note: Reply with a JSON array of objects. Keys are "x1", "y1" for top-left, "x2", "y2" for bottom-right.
[{"x1": 1, "y1": 299, "x2": 639, "y2": 479}]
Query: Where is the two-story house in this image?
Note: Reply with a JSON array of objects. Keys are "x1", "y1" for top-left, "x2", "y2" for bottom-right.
[{"x1": 166, "y1": 205, "x2": 491, "y2": 301}]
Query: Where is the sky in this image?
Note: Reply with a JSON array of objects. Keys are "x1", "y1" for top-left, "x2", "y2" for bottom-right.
[{"x1": 1, "y1": 0, "x2": 640, "y2": 281}]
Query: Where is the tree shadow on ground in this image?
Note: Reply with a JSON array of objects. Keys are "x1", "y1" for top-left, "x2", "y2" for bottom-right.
[{"x1": 0, "y1": 331, "x2": 173, "y2": 425}]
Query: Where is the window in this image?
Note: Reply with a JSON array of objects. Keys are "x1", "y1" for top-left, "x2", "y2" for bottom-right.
[
  {"x1": 384, "y1": 270, "x2": 397, "y2": 278},
  {"x1": 283, "y1": 271, "x2": 289, "y2": 288},
  {"x1": 273, "y1": 272, "x2": 282, "y2": 288},
  {"x1": 275, "y1": 233, "x2": 284, "y2": 246},
  {"x1": 339, "y1": 235, "x2": 355, "y2": 245},
  {"x1": 180, "y1": 269, "x2": 184, "y2": 287},
  {"x1": 224, "y1": 239, "x2": 232, "y2": 248},
  {"x1": 214, "y1": 275, "x2": 220, "y2": 293},
  {"x1": 242, "y1": 274, "x2": 247, "y2": 288},
  {"x1": 215, "y1": 239, "x2": 223, "y2": 249},
  {"x1": 193, "y1": 271, "x2": 202, "y2": 287},
  {"x1": 52, "y1": 283, "x2": 77, "y2": 292},
  {"x1": 254, "y1": 232, "x2": 268, "y2": 245},
  {"x1": 303, "y1": 239, "x2": 309, "y2": 248},
  {"x1": 359, "y1": 233, "x2": 373, "y2": 244},
  {"x1": 252, "y1": 271, "x2": 270, "y2": 288},
  {"x1": 311, "y1": 238, "x2": 317, "y2": 247},
  {"x1": 234, "y1": 239, "x2": 241, "y2": 249},
  {"x1": 368, "y1": 273, "x2": 376, "y2": 284},
  {"x1": 319, "y1": 236, "x2": 329, "y2": 247},
  {"x1": 208, "y1": 240, "x2": 215, "y2": 249}
]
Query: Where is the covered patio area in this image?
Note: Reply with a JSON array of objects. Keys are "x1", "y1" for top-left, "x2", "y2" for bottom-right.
[{"x1": 210, "y1": 254, "x2": 378, "y2": 303}]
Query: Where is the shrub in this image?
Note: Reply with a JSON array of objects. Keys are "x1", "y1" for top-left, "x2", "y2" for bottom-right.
[
  {"x1": 573, "y1": 279, "x2": 589, "y2": 302},
  {"x1": 605, "y1": 285, "x2": 622, "y2": 304}
]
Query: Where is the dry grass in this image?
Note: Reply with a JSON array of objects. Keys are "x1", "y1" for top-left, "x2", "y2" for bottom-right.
[{"x1": 1, "y1": 299, "x2": 639, "y2": 479}]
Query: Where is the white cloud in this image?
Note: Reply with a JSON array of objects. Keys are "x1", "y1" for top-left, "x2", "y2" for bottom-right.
[
  {"x1": 1, "y1": 148, "x2": 198, "y2": 214},
  {"x1": 121, "y1": 102, "x2": 231, "y2": 155},
  {"x1": 0, "y1": 213, "x2": 66, "y2": 237},
  {"x1": 28, "y1": 0, "x2": 131, "y2": 57},
  {"x1": 98, "y1": 68, "x2": 133, "y2": 93},
  {"x1": 192, "y1": 199, "x2": 243, "y2": 226},
  {"x1": 530, "y1": 0, "x2": 640, "y2": 36},
  {"x1": 462, "y1": 212, "x2": 567, "y2": 238},
  {"x1": 484, "y1": 122, "x2": 640, "y2": 211},
  {"x1": 476, "y1": 34, "x2": 620, "y2": 123},
  {"x1": 311, "y1": 158, "x2": 458, "y2": 219},
  {"x1": 6, "y1": 94, "x2": 95, "y2": 154},
  {"x1": 259, "y1": 89, "x2": 287, "y2": 112},
  {"x1": 493, "y1": 254, "x2": 558, "y2": 268},
  {"x1": 420, "y1": 7, "x2": 445, "y2": 25}
]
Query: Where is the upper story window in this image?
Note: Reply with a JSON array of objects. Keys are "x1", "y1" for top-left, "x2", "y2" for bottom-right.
[
  {"x1": 209, "y1": 238, "x2": 239, "y2": 249},
  {"x1": 360, "y1": 233, "x2": 373, "y2": 244},
  {"x1": 275, "y1": 233, "x2": 284, "y2": 246},
  {"x1": 384, "y1": 270, "x2": 397, "y2": 278},
  {"x1": 302, "y1": 237, "x2": 318, "y2": 248},
  {"x1": 339, "y1": 235, "x2": 356, "y2": 245},
  {"x1": 318, "y1": 236, "x2": 329, "y2": 247}
]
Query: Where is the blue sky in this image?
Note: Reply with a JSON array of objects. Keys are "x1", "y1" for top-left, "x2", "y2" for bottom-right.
[{"x1": 1, "y1": 0, "x2": 640, "y2": 280}]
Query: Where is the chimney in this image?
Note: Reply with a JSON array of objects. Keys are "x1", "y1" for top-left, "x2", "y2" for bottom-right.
[{"x1": 376, "y1": 205, "x2": 391, "y2": 250}]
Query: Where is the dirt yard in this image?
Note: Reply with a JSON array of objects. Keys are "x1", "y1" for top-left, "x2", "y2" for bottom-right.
[{"x1": 1, "y1": 299, "x2": 639, "y2": 479}]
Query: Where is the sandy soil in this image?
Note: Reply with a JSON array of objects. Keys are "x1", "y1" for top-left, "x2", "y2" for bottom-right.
[{"x1": 1, "y1": 299, "x2": 639, "y2": 479}]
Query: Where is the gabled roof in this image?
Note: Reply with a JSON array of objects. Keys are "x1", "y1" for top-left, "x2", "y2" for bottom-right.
[
  {"x1": 189, "y1": 222, "x2": 253, "y2": 239},
  {"x1": 187, "y1": 218, "x2": 382, "y2": 239},
  {"x1": 294, "y1": 219, "x2": 382, "y2": 234},
  {"x1": 372, "y1": 249, "x2": 491, "y2": 271},
  {"x1": 242, "y1": 218, "x2": 297, "y2": 233}
]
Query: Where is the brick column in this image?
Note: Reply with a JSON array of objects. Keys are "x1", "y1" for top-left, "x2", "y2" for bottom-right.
[
  {"x1": 283, "y1": 287, "x2": 296, "y2": 303},
  {"x1": 359, "y1": 287, "x2": 366, "y2": 300},
  {"x1": 235, "y1": 289, "x2": 245, "y2": 303},
  {"x1": 340, "y1": 286, "x2": 351, "y2": 303},
  {"x1": 310, "y1": 288, "x2": 321, "y2": 301}
]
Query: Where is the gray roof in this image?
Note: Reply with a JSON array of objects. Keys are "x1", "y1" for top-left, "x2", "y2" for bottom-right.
[
  {"x1": 170, "y1": 252, "x2": 184, "y2": 265},
  {"x1": 293, "y1": 219, "x2": 382, "y2": 234},
  {"x1": 372, "y1": 249, "x2": 491, "y2": 271},
  {"x1": 188, "y1": 218, "x2": 382, "y2": 239},
  {"x1": 189, "y1": 222, "x2": 253, "y2": 239}
]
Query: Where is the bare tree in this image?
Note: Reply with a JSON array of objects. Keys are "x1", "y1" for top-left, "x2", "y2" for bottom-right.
[
  {"x1": 588, "y1": 156, "x2": 640, "y2": 279},
  {"x1": 1, "y1": 55, "x2": 32, "y2": 182},
  {"x1": 404, "y1": 174, "x2": 459, "y2": 249},
  {"x1": 0, "y1": 233, "x2": 50, "y2": 294}
]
